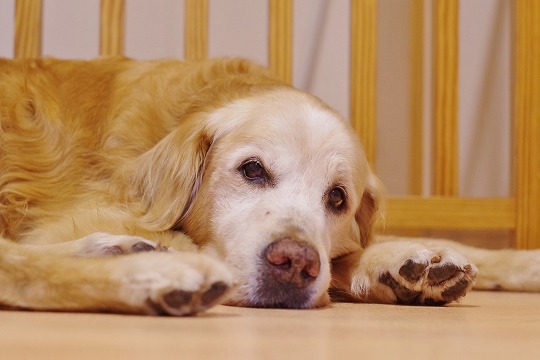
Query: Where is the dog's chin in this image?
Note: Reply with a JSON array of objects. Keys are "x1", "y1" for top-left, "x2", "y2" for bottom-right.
[{"x1": 223, "y1": 284, "x2": 331, "y2": 309}]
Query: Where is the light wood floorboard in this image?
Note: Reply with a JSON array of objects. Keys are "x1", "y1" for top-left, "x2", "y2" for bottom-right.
[{"x1": 1, "y1": 291, "x2": 539, "y2": 359}]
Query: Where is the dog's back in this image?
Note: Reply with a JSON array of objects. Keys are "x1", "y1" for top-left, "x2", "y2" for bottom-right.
[{"x1": 1, "y1": 58, "x2": 123, "y2": 238}]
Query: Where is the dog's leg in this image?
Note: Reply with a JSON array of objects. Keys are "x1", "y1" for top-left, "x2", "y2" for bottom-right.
[
  {"x1": 331, "y1": 240, "x2": 478, "y2": 305},
  {"x1": 20, "y1": 232, "x2": 170, "y2": 257},
  {"x1": 19, "y1": 231, "x2": 198, "y2": 257},
  {"x1": 0, "y1": 237, "x2": 234, "y2": 315}
]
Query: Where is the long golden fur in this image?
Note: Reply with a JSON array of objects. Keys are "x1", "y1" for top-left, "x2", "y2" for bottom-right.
[{"x1": 1, "y1": 57, "x2": 538, "y2": 315}]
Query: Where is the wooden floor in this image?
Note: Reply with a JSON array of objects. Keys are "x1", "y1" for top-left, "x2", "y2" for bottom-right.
[{"x1": 2, "y1": 291, "x2": 539, "y2": 360}]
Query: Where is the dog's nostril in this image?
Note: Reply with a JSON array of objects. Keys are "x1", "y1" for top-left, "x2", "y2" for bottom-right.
[
  {"x1": 275, "y1": 259, "x2": 292, "y2": 271},
  {"x1": 267, "y1": 251, "x2": 291, "y2": 267},
  {"x1": 264, "y1": 238, "x2": 321, "y2": 288}
]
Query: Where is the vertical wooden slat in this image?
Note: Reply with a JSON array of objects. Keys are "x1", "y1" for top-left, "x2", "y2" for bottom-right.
[
  {"x1": 432, "y1": 0, "x2": 459, "y2": 196},
  {"x1": 269, "y1": 0, "x2": 292, "y2": 84},
  {"x1": 515, "y1": 0, "x2": 540, "y2": 249},
  {"x1": 185, "y1": 0, "x2": 208, "y2": 61},
  {"x1": 100, "y1": 0, "x2": 125, "y2": 57},
  {"x1": 409, "y1": 0, "x2": 424, "y2": 195},
  {"x1": 14, "y1": 0, "x2": 42, "y2": 58},
  {"x1": 350, "y1": 0, "x2": 377, "y2": 166}
]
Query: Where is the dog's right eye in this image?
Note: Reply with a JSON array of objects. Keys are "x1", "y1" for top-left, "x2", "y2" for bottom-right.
[{"x1": 239, "y1": 159, "x2": 267, "y2": 185}]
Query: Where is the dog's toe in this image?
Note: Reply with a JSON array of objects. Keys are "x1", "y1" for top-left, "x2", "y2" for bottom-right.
[
  {"x1": 163, "y1": 289, "x2": 194, "y2": 308},
  {"x1": 201, "y1": 281, "x2": 229, "y2": 308},
  {"x1": 146, "y1": 281, "x2": 231, "y2": 316},
  {"x1": 379, "y1": 272, "x2": 422, "y2": 304},
  {"x1": 398, "y1": 259, "x2": 428, "y2": 283},
  {"x1": 427, "y1": 263, "x2": 459, "y2": 285},
  {"x1": 146, "y1": 290, "x2": 194, "y2": 316},
  {"x1": 442, "y1": 278, "x2": 470, "y2": 299}
]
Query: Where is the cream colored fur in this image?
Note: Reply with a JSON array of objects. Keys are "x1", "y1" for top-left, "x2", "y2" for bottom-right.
[{"x1": 0, "y1": 57, "x2": 538, "y2": 315}]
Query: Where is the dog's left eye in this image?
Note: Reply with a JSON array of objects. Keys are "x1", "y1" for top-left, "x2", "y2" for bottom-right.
[
  {"x1": 328, "y1": 187, "x2": 346, "y2": 210},
  {"x1": 239, "y1": 159, "x2": 267, "y2": 184}
]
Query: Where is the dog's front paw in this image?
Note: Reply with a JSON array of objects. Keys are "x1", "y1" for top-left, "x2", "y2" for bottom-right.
[
  {"x1": 113, "y1": 252, "x2": 235, "y2": 316},
  {"x1": 379, "y1": 254, "x2": 477, "y2": 305},
  {"x1": 352, "y1": 242, "x2": 478, "y2": 305},
  {"x1": 76, "y1": 232, "x2": 169, "y2": 257}
]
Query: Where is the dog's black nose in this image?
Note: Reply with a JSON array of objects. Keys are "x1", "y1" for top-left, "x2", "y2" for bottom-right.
[{"x1": 264, "y1": 238, "x2": 320, "y2": 288}]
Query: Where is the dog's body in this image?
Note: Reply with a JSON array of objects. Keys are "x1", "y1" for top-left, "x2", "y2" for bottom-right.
[{"x1": 0, "y1": 57, "x2": 538, "y2": 315}]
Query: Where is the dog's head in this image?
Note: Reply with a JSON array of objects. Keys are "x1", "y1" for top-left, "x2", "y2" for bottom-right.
[{"x1": 130, "y1": 87, "x2": 382, "y2": 308}]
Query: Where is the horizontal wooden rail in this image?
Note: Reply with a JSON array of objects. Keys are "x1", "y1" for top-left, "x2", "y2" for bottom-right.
[{"x1": 384, "y1": 197, "x2": 515, "y2": 230}]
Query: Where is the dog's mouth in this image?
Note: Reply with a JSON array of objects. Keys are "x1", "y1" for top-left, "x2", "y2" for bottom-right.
[
  {"x1": 251, "y1": 276, "x2": 319, "y2": 309},
  {"x1": 223, "y1": 282, "x2": 322, "y2": 309}
]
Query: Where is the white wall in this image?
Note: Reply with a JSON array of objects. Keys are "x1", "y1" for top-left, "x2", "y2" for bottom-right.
[{"x1": 0, "y1": 0, "x2": 512, "y2": 197}]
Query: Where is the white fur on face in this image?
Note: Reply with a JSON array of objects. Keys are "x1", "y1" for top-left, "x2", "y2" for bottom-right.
[{"x1": 198, "y1": 89, "x2": 371, "y2": 308}]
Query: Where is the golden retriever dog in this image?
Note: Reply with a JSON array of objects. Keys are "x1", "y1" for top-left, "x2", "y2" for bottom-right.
[{"x1": 0, "y1": 57, "x2": 538, "y2": 315}]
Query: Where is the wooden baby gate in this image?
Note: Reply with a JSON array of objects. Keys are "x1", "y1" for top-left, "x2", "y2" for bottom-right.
[{"x1": 13, "y1": 0, "x2": 540, "y2": 249}]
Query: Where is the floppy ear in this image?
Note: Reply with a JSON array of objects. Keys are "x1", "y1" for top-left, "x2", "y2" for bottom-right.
[
  {"x1": 329, "y1": 171, "x2": 384, "y2": 300},
  {"x1": 128, "y1": 112, "x2": 221, "y2": 231},
  {"x1": 355, "y1": 171, "x2": 384, "y2": 248}
]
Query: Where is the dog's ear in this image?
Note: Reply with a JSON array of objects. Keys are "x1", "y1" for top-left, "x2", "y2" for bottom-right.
[
  {"x1": 127, "y1": 111, "x2": 230, "y2": 231},
  {"x1": 330, "y1": 171, "x2": 383, "y2": 298},
  {"x1": 355, "y1": 171, "x2": 384, "y2": 248}
]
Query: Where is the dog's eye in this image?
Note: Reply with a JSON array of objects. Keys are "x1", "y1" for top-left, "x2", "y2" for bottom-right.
[
  {"x1": 328, "y1": 187, "x2": 346, "y2": 210},
  {"x1": 240, "y1": 159, "x2": 266, "y2": 184}
]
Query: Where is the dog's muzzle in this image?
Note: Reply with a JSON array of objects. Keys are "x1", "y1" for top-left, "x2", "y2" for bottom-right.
[{"x1": 254, "y1": 237, "x2": 322, "y2": 308}]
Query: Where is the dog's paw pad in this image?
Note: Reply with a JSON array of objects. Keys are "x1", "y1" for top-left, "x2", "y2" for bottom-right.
[
  {"x1": 147, "y1": 281, "x2": 231, "y2": 316},
  {"x1": 398, "y1": 259, "x2": 428, "y2": 282},
  {"x1": 131, "y1": 241, "x2": 157, "y2": 253},
  {"x1": 102, "y1": 245, "x2": 125, "y2": 256},
  {"x1": 423, "y1": 298, "x2": 447, "y2": 306},
  {"x1": 146, "y1": 294, "x2": 188, "y2": 316},
  {"x1": 77, "y1": 233, "x2": 167, "y2": 257},
  {"x1": 378, "y1": 250, "x2": 477, "y2": 306},
  {"x1": 380, "y1": 272, "x2": 421, "y2": 304},
  {"x1": 427, "y1": 263, "x2": 459, "y2": 284},
  {"x1": 163, "y1": 290, "x2": 194, "y2": 309},
  {"x1": 441, "y1": 278, "x2": 471, "y2": 300},
  {"x1": 99, "y1": 238, "x2": 158, "y2": 257},
  {"x1": 146, "y1": 289, "x2": 196, "y2": 316},
  {"x1": 201, "y1": 281, "x2": 229, "y2": 307}
]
